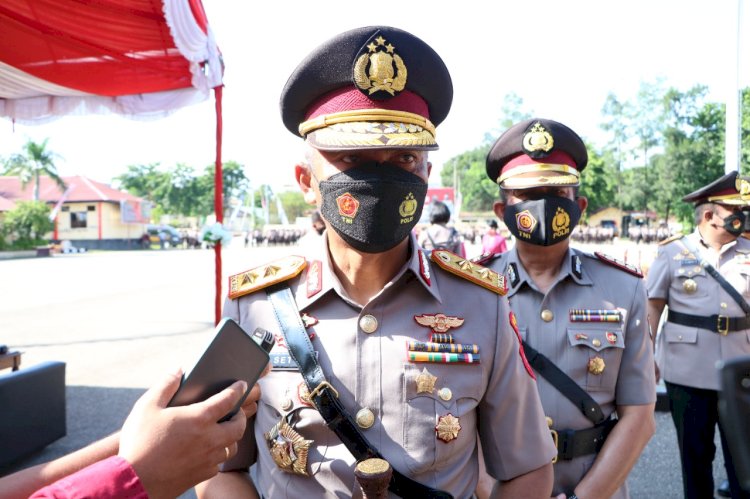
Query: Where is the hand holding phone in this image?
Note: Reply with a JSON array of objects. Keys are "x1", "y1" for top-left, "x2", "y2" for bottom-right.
[{"x1": 168, "y1": 318, "x2": 272, "y2": 422}]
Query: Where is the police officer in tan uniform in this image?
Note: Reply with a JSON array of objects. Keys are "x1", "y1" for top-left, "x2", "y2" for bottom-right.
[
  {"x1": 196, "y1": 27, "x2": 556, "y2": 499},
  {"x1": 647, "y1": 171, "x2": 750, "y2": 499},
  {"x1": 477, "y1": 119, "x2": 656, "y2": 499}
]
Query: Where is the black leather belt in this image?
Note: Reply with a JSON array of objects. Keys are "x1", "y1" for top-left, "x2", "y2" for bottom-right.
[
  {"x1": 667, "y1": 310, "x2": 750, "y2": 335},
  {"x1": 553, "y1": 418, "x2": 617, "y2": 460}
]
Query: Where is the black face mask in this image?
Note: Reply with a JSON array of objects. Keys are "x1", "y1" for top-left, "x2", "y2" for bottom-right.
[
  {"x1": 713, "y1": 211, "x2": 746, "y2": 237},
  {"x1": 503, "y1": 196, "x2": 582, "y2": 246},
  {"x1": 317, "y1": 162, "x2": 427, "y2": 253}
]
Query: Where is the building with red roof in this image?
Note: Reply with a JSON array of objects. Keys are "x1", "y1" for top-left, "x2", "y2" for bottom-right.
[{"x1": 0, "y1": 175, "x2": 151, "y2": 250}]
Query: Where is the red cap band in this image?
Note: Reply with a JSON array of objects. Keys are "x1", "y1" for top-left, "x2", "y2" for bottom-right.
[
  {"x1": 501, "y1": 150, "x2": 577, "y2": 176},
  {"x1": 304, "y1": 88, "x2": 430, "y2": 121}
]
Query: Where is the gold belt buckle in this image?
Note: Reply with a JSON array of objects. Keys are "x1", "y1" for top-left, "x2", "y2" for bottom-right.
[
  {"x1": 717, "y1": 315, "x2": 729, "y2": 336},
  {"x1": 309, "y1": 381, "x2": 339, "y2": 399},
  {"x1": 546, "y1": 416, "x2": 558, "y2": 464}
]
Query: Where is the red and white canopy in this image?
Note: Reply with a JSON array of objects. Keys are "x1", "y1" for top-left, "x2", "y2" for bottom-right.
[
  {"x1": 1, "y1": 0, "x2": 227, "y2": 324},
  {"x1": 0, "y1": 0, "x2": 222, "y2": 123}
]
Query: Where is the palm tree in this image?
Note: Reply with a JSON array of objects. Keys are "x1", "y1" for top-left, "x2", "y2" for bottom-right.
[{"x1": 3, "y1": 138, "x2": 66, "y2": 200}]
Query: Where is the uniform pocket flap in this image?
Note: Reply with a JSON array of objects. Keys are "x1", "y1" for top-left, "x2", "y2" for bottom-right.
[
  {"x1": 664, "y1": 325, "x2": 698, "y2": 344},
  {"x1": 674, "y1": 264, "x2": 705, "y2": 279},
  {"x1": 567, "y1": 328, "x2": 625, "y2": 352}
]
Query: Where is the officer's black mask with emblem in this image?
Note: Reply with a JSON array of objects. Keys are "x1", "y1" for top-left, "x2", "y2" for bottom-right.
[
  {"x1": 316, "y1": 162, "x2": 427, "y2": 253},
  {"x1": 713, "y1": 209, "x2": 747, "y2": 237},
  {"x1": 503, "y1": 195, "x2": 582, "y2": 246}
]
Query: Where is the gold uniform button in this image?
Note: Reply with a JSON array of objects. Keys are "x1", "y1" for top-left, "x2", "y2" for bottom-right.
[
  {"x1": 592, "y1": 338, "x2": 602, "y2": 348},
  {"x1": 541, "y1": 309, "x2": 554, "y2": 322},
  {"x1": 721, "y1": 302, "x2": 728, "y2": 309},
  {"x1": 545, "y1": 416, "x2": 553, "y2": 427},
  {"x1": 359, "y1": 315, "x2": 378, "y2": 334},
  {"x1": 281, "y1": 398, "x2": 293, "y2": 411},
  {"x1": 356, "y1": 408, "x2": 375, "y2": 429},
  {"x1": 438, "y1": 387, "x2": 452, "y2": 401}
]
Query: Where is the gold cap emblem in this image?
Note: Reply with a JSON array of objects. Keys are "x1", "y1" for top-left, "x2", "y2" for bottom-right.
[
  {"x1": 522, "y1": 123, "x2": 554, "y2": 154},
  {"x1": 353, "y1": 35, "x2": 407, "y2": 98}
]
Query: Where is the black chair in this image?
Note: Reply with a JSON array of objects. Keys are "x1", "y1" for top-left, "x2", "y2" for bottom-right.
[{"x1": 0, "y1": 361, "x2": 67, "y2": 468}]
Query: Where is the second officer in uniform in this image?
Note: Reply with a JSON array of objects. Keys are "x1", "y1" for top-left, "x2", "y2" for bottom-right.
[{"x1": 477, "y1": 118, "x2": 656, "y2": 498}]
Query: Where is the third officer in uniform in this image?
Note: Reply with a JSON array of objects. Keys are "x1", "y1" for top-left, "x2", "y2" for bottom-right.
[
  {"x1": 477, "y1": 118, "x2": 656, "y2": 498},
  {"x1": 647, "y1": 171, "x2": 750, "y2": 499},
  {"x1": 196, "y1": 27, "x2": 556, "y2": 498}
]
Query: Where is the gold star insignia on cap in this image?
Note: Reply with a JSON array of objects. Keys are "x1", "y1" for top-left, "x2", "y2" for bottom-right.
[
  {"x1": 522, "y1": 122, "x2": 554, "y2": 153},
  {"x1": 415, "y1": 368, "x2": 437, "y2": 394},
  {"x1": 436, "y1": 414, "x2": 461, "y2": 443}
]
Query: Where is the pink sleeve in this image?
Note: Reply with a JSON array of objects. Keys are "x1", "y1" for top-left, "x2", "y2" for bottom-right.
[{"x1": 30, "y1": 456, "x2": 148, "y2": 499}]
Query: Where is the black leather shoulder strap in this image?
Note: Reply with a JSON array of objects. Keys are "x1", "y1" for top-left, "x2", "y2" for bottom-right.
[
  {"x1": 267, "y1": 283, "x2": 453, "y2": 499},
  {"x1": 522, "y1": 340, "x2": 605, "y2": 425},
  {"x1": 680, "y1": 237, "x2": 750, "y2": 315}
]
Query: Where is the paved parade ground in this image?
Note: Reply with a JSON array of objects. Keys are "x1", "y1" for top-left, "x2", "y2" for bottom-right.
[{"x1": 0, "y1": 239, "x2": 728, "y2": 497}]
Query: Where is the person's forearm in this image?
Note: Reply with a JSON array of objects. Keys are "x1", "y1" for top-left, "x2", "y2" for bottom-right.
[
  {"x1": 646, "y1": 299, "x2": 666, "y2": 350},
  {"x1": 0, "y1": 432, "x2": 120, "y2": 499},
  {"x1": 491, "y1": 462, "x2": 553, "y2": 499},
  {"x1": 195, "y1": 470, "x2": 259, "y2": 499},
  {"x1": 572, "y1": 404, "x2": 655, "y2": 498}
]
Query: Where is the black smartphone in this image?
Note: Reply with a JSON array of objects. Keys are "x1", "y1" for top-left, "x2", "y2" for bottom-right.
[{"x1": 168, "y1": 318, "x2": 272, "y2": 422}]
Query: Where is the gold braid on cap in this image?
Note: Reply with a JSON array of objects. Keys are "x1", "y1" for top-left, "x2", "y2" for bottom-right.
[
  {"x1": 299, "y1": 109, "x2": 436, "y2": 138},
  {"x1": 496, "y1": 163, "x2": 580, "y2": 185}
]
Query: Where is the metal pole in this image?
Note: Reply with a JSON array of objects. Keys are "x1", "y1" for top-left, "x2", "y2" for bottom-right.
[{"x1": 725, "y1": 0, "x2": 742, "y2": 174}]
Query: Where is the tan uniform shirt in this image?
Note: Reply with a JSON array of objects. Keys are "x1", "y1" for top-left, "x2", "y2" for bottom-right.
[
  {"x1": 489, "y1": 247, "x2": 655, "y2": 498},
  {"x1": 647, "y1": 229, "x2": 750, "y2": 390},
  {"x1": 222, "y1": 235, "x2": 556, "y2": 498}
]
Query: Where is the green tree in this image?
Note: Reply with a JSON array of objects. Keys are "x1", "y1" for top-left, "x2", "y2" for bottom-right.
[
  {"x1": 579, "y1": 145, "x2": 619, "y2": 214},
  {"x1": 655, "y1": 85, "x2": 724, "y2": 227},
  {"x1": 115, "y1": 161, "x2": 250, "y2": 219},
  {"x1": 2, "y1": 201, "x2": 54, "y2": 248},
  {"x1": 277, "y1": 190, "x2": 308, "y2": 222},
  {"x1": 3, "y1": 139, "x2": 66, "y2": 201},
  {"x1": 441, "y1": 144, "x2": 496, "y2": 213},
  {"x1": 600, "y1": 93, "x2": 632, "y2": 209},
  {"x1": 741, "y1": 87, "x2": 750, "y2": 175},
  {"x1": 115, "y1": 163, "x2": 170, "y2": 203}
]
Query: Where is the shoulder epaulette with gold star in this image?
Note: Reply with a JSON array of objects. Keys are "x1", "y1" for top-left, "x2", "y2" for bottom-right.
[
  {"x1": 430, "y1": 249, "x2": 507, "y2": 295},
  {"x1": 594, "y1": 251, "x2": 643, "y2": 278},
  {"x1": 469, "y1": 252, "x2": 501, "y2": 266},
  {"x1": 228, "y1": 255, "x2": 307, "y2": 300},
  {"x1": 658, "y1": 234, "x2": 683, "y2": 246}
]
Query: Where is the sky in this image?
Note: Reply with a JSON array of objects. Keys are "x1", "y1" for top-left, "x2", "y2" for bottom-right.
[{"x1": 1, "y1": 0, "x2": 749, "y2": 193}]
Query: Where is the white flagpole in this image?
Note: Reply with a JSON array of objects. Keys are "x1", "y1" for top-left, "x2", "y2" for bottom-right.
[{"x1": 725, "y1": 0, "x2": 742, "y2": 174}]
